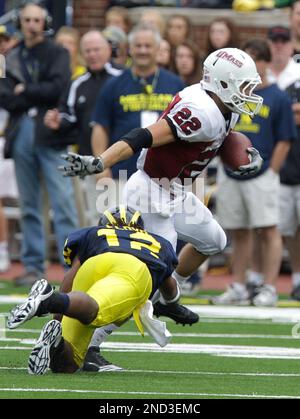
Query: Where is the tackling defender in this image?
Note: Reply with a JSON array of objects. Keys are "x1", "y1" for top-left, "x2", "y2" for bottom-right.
[{"x1": 7, "y1": 206, "x2": 195, "y2": 374}]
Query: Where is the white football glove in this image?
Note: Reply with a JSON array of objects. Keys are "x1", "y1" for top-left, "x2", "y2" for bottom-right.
[
  {"x1": 59, "y1": 152, "x2": 104, "y2": 178},
  {"x1": 232, "y1": 147, "x2": 263, "y2": 176}
]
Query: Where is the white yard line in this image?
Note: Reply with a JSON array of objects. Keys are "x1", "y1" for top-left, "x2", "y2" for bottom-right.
[
  {"x1": 0, "y1": 387, "x2": 299, "y2": 399},
  {"x1": 1, "y1": 366, "x2": 300, "y2": 378},
  {"x1": 0, "y1": 328, "x2": 39, "y2": 333},
  {"x1": 0, "y1": 296, "x2": 27, "y2": 304},
  {"x1": 2, "y1": 297, "x2": 300, "y2": 322},
  {"x1": 2, "y1": 341, "x2": 300, "y2": 360}
]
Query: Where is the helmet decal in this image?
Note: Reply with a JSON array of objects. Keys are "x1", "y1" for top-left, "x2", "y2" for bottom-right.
[
  {"x1": 99, "y1": 206, "x2": 144, "y2": 229},
  {"x1": 215, "y1": 50, "x2": 243, "y2": 68}
]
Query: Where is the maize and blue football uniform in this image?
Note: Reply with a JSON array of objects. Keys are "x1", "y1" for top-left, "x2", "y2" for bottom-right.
[
  {"x1": 63, "y1": 225, "x2": 178, "y2": 294},
  {"x1": 62, "y1": 225, "x2": 178, "y2": 366}
]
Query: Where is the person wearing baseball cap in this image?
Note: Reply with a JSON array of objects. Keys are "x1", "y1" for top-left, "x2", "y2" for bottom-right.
[
  {"x1": 267, "y1": 25, "x2": 300, "y2": 90},
  {"x1": 267, "y1": 26, "x2": 291, "y2": 42},
  {"x1": 290, "y1": 0, "x2": 300, "y2": 55}
]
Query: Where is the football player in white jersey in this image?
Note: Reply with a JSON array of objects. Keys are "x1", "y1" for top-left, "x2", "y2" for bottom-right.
[
  {"x1": 60, "y1": 49, "x2": 263, "y2": 365},
  {"x1": 60, "y1": 47, "x2": 263, "y2": 277}
]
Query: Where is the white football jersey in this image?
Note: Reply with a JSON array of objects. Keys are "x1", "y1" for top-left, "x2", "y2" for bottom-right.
[
  {"x1": 137, "y1": 83, "x2": 239, "y2": 182},
  {"x1": 165, "y1": 82, "x2": 239, "y2": 143}
]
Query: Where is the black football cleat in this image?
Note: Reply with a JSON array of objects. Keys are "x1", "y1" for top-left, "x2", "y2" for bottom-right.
[
  {"x1": 153, "y1": 301, "x2": 199, "y2": 326},
  {"x1": 83, "y1": 346, "x2": 123, "y2": 372}
]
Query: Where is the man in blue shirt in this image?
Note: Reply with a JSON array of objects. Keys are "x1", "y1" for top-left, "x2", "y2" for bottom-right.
[
  {"x1": 214, "y1": 39, "x2": 296, "y2": 306},
  {"x1": 91, "y1": 23, "x2": 184, "y2": 184},
  {"x1": 279, "y1": 80, "x2": 300, "y2": 300}
]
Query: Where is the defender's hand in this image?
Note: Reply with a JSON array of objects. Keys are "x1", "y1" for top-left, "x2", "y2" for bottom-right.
[
  {"x1": 58, "y1": 152, "x2": 104, "y2": 178},
  {"x1": 232, "y1": 147, "x2": 263, "y2": 176}
]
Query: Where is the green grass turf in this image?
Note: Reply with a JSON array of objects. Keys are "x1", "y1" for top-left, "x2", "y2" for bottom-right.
[{"x1": 1, "y1": 281, "x2": 300, "y2": 399}]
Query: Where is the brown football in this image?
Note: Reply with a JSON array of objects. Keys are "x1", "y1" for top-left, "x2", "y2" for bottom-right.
[{"x1": 219, "y1": 131, "x2": 252, "y2": 171}]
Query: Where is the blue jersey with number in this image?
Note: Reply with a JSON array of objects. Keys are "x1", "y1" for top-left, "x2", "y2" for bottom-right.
[{"x1": 63, "y1": 226, "x2": 178, "y2": 293}]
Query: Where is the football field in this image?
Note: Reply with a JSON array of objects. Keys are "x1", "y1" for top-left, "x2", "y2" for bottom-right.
[{"x1": 1, "y1": 280, "x2": 300, "y2": 399}]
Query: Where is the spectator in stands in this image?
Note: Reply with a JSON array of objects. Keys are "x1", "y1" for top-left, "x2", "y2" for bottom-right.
[
  {"x1": 91, "y1": 24, "x2": 184, "y2": 210},
  {"x1": 44, "y1": 30, "x2": 122, "y2": 225},
  {"x1": 165, "y1": 15, "x2": 193, "y2": 49},
  {"x1": 171, "y1": 40, "x2": 202, "y2": 86},
  {"x1": 55, "y1": 26, "x2": 86, "y2": 80},
  {"x1": 204, "y1": 18, "x2": 239, "y2": 57},
  {"x1": 0, "y1": 108, "x2": 18, "y2": 273},
  {"x1": 105, "y1": 6, "x2": 132, "y2": 34},
  {"x1": 102, "y1": 25, "x2": 128, "y2": 68},
  {"x1": 156, "y1": 39, "x2": 172, "y2": 70},
  {"x1": 267, "y1": 26, "x2": 300, "y2": 89},
  {"x1": 248, "y1": 26, "x2": 300, "y2": 300},
  {"x1": 45, "y1": 30, "x2": 120, "y2": 158},
  {"x1": 0, "y1": 3, "x2": 79, "y2": 285},
  {"x1": 214, "y1": 38, "x2": 295, "y2": 306},
  {"x1": 140, "y1": 9, "x2": 166, "y2": 37},
  {"x1": 290, "y1": 0, "x2": 300, "y2": 55},
  {"x1": 279, "y1": 79, "x2": 300, "y2": 301},
  {"x1": 0, "y1": 24, "x2": 19, "y2": 55},
  {"x1": 0, "y1": 24, "x2": 19, "y2": 273}
]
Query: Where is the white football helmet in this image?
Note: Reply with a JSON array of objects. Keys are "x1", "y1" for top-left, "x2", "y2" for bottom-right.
[{"x1": 201, "y1": 48, "x2": 263, "y2": 117}]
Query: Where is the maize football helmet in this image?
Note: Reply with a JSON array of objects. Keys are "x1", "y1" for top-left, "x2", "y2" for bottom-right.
[{"x1": 98, "y1": 205, "x2": 144, "y2": 229}]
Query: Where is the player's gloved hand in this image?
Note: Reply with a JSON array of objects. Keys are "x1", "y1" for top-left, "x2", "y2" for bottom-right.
[
  {"x1": 58, "y1": 152, "x2": 104, "y2": 178},
  {"x1": 232, "y1": 147, "x2": 263, "y2": 176}
]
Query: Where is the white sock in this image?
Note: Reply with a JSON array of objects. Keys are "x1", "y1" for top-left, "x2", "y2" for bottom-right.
[
  {"x1": 292, "y1": 273, "x2": 300, "y2": 289},
  {"x1": 172, "y1": 271, "x2": 189, "y2": 284},
  {"x1": 89, "y1": 323, "x2": 119, "y2": 348},
  {"x1": 246, "y1": 271, "x2": 264, "y2": 286},
  {"x1": 151, "y1": 289, "x2": 161, "y2": 304},
  {"x1": 159, "y1": 280, "x2": 180, "y2": 305}
]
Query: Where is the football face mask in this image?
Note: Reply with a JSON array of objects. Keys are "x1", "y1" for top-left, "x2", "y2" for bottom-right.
[{"x1": 224, "y1": 77, "x2": 263, "y2": 117}]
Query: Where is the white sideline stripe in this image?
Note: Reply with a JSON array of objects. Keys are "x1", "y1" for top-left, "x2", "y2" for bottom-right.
[
  {"x1": 0, "y1": 387, "x2": 299, "y2": 398},
  {"x1": 1, "y1": 366, "x2": 300, "y2": 378},
  {"x1": 3, "y1": 342, "x2": 300, "y2": 360}
]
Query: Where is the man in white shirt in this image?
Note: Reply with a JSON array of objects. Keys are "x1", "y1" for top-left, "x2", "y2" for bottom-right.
[{"x1": 267, "y1": 26, "x2": 300, "y2": 90}]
